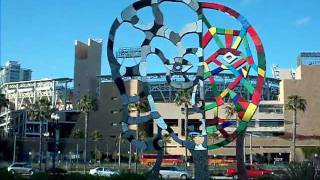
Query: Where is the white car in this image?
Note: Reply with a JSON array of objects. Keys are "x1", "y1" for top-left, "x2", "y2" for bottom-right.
[
  {"x1": 89, "y1": 167, "x2": 119, "y2": 177},
  {"x1": 159, "y1": 166, "x2": 192, "y2": 179},
  {"x1": 7, "y1": 163, "x2": 34, "y2": 175}
]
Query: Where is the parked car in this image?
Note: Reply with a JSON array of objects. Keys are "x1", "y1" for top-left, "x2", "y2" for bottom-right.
[
  {"x1": 226, "y1": 164, "x2": 273, "y2": 178},
  {"x1": 7, "y1": 162, "x2": 35, "y2": 175},
  {"x1": 89, "y1": 167, "x2": 119, "y2": 177},
  {"x1": 46, "y1": 167, "x2": 67, "y2": 175},
  {"x1": 159, "y1": 166, "x2": 192, "y2": 179}
]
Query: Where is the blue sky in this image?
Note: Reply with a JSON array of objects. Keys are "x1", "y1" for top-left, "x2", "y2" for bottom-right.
[{"x1": 1, "y1": 0, "x2": 319, "y2": 80}]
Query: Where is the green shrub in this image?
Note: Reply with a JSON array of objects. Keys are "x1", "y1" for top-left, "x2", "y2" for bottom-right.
[
  {"x1": 109, "y1": 173, "x2": 147, "y2": 180},
  {"x1": 256, "y1": 175, "x2": 278, "y2": 180},
  {"x1": 0, "y1": 168, "x2": 24, "y2": 180},
  {"x1": 0, "y1": 169, "x2": 147, "y2": 180},
  {"x1": 278, "y1": 162, "x2": 316, "y2": 180}
]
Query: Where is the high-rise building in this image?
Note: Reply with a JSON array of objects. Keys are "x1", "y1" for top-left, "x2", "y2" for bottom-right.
[
  {"x1": 297, "y1": 52, "x2": 320, "y2": 66},
  {"x1": 73, "y1": 39, "x2": 102, "y2": 105},
  {"x1": 0, "y1": 61, "x2": 32, "y2": 84}
]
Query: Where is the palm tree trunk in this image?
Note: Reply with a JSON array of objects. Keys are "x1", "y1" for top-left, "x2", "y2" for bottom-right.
[
  {"x1": 39, "y1": 119, "x2": 43, "y2": 171},
  {"x1": 236, "y1": 131, "x2": 248, "y2": 180},
  {"x1": 147, "y1": 149, "x2": 164, "y2": 180},
  {"x1": 95, "y1": 144, "x2": 97, "y2": 162},
  {"x1": 291, "y1": 110, "x2": 297, "y2": 163},
  {"x1": 84, "y1": 113, "x2": 88, "y2": 173},
  {"x1": 184, "y1": 104, "x2": 188, "y2": 170},
  {"x1": 52, "y1": 124, "x2": 56, "y2": 169},
  {"x1": 128, "y1": 143, "x2": 132, "y2": 169},
  {"x1": 192, "y1": 149, "x2": 209, "y2": 180}
]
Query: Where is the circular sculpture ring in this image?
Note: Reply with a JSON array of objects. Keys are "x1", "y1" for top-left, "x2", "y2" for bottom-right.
[
  {"x1": 107, "y1": 0, "x2": 266, "y2": 153},
  {"x1": 200, "y1": 2, "x2": 266, "y2": 149}
]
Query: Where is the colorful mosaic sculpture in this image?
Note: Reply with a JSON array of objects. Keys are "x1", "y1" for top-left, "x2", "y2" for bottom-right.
[
  {"x1": 107, "y1": 0, "x2": 266, "y2": 153},
  {"x1": 201, "y1": 2, "x2": 266, "y2": 149}
]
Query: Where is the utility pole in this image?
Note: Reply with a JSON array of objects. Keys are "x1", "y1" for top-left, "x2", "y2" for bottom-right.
[
  {"x1": 76, "y1": 144, "x2": 79, "y2": 170},
  {"x1": 249, "y1": 133, "x2": 253, "y2": 165},
  {"x1": 184, "y1": 105, "x2": 188, "y2": 171},
  {"x1": 118, "y1": 133, "x2": 121, "y2": 168},
  {"x1": 244, "y1": 136, "x2": 246, "y2": 164},
  {"x1": 13, "y1": 133, "x2": 16, "y2": 163},
  {"x1": 129, "y1": 143, "x2": 132, "y2": 169}
]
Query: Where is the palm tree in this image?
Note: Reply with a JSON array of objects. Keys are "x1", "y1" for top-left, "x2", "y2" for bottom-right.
[
  {"x1": 71, "y1": 128, "x2": 84, "y2": 169},
  {"x1": 207, "y1": 132, "x2": 218, "y2": 144},
  {"x1": 91, "y1": 130, "x2": 103, "y2": 162},
  {"x1": 225, "y1": 103, "x2": 248, "y2": 180},
  {"x1": 29, "y1": 98, "x2": 54, "y2": 171},
  {"x1": 71, "y1": 128, "x2": 85, "y2": 139},
  {"x1": 128, "y1": 98, "x2": 149, "y2": 173},
  {"x1": 174, "y1": 89, "x2": 192, "y2": 170},
  {"x1": 77, "y1": 95, "x2": 98, "y2": 173},
  {"x1": 285, "y1": 95, "x2": 307, "y2": 163},
  {"x1": 0, "y1": 93, "x2": 9, "y2": 110},
  {"x1": 0, "y1": 94, "x2": 9, "y2": 135},
  {"x1": 115, "y1": 133, "x2": 126, "y2": 166},
  {"x1": 163, "y1": 134, "x2": 172, "y2": 154}
]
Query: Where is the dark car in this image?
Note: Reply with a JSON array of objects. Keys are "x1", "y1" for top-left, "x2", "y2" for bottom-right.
[{"x1": 46, "y1": 167, "x2": 67, "y2": 175}]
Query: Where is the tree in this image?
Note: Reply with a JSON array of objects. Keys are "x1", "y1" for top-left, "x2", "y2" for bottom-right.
[
  {"x1": 285, "y1": 95, "x2": 307, "y2": 163},
  {"x1": 115, "y1": 133, "x2": 126, "y2": 166},
  {"x1": 163, "y1": 134, "x2": 172, "y2": 154},
  {"x1": 71, "y1": 128, "x2": 85, "y2": 139},
  {"x1": 225, "y1": 103, "x2": 248, "y2": 180},
  {"x1": 0, "y1": 94, "x2": 9, "y2": 110},
  {"x1": 70, "y1": 128, "x2": 84, "y2": 168},
  {"x1": 128, "y1": 97, "x2": 150, "y2": 173},
  {"x1": 91, "y1": 130, "x2": 103, "y2": 162},
  {"x1": 0, "y1": 94, "x2": 9, "y2": 136},
  {"x1": 77, "y1": 95, "x2": 98, "y2": 173},
  {"x1": 279, "y1": 162, "x2": 316, "y2": 180},
  {"x1": 29, "y1": 98, "x2": 54, "y2": 171},
  {"x1": 207, "y1": 132, "x2": 218, "y2": 144},
  {"x1": 174, "y1": 89, "x2": 192, "y2": 170}
]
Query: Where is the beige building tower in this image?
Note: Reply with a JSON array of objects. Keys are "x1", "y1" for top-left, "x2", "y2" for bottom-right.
[{"x1": 73, "y1": 39, "x2": 102, "y2": 105}]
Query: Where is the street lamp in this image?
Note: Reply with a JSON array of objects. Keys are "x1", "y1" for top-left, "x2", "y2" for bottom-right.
[
  {"x1": 244, "y1": 132, "x2": 253, "y2": 165},
  {"x1": 29, "y1": 152, "x2": 32, "y2": 165},
  {"x1": 111, "y1": 122, "x2": 121, "y2": 168},
  {"x1": 43, "y1": 132, "x2": 50, "y2": 170},
  {"x1": 51, "y1": 113, "x2": 60, "y2": 169}
]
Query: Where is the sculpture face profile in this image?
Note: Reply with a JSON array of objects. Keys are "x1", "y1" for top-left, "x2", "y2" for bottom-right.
[{"x1": 107, "y1": 0, "x2": 266, "y2": 157}]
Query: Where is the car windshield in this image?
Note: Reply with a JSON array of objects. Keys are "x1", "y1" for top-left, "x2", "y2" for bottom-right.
[
  {"x1": 12, "y1": 163, "x2": 27, "y2": 167},
  {"x1": 161, "y1": 166, "x2": 180, "y2": 171}
]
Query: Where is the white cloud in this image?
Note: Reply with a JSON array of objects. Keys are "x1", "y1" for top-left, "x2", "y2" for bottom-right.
[{"x1": 295, "y1": 16, "x2": 312, "y2": 26}]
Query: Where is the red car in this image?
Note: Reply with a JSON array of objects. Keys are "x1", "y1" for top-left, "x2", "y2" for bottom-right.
[{"x1": 226, "y1": 165, "x2": 273, "y2": 178}]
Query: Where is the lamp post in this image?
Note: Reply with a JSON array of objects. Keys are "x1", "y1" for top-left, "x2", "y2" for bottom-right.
[
  {"x1": 29, "y1": 152, "x2": 32, "y2": 165},
  {"x1": 13, "y1": 133, "x2": 17, "y2": 163},
  {"x1": 50, "y1": 113, "x2": 60, "y2": 169},
  {"x1": 118, "y1": 133, "x2": 121, "y2": 168},
  {"x1": 111, "y1": 122, "x2": 121, "y2": 169},
  {"x1": 43, "y1": 132, "x2": 50, "y2": 170},
  {"x1": 243, "y1": 132, "x2": 253, "y2": 165},
  {"x1": 244, "y1": 132, "x2": 253, "y2": 165}
]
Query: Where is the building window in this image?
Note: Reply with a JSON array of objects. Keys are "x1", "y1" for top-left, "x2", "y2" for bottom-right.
[
  {"x1": 259, "y1": 104, "x2": 283, "y2": 113},
  {"x1": 258, "y1": 120, "x2": 284, "y2": 127},
  {"x1": 164, "y1": 119, "x2": 178, "y2": 127}
]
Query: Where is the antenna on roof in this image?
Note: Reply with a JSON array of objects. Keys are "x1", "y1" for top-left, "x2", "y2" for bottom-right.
[{"x1": 271, "y1": 64, "x2": 280, "y2": 79}]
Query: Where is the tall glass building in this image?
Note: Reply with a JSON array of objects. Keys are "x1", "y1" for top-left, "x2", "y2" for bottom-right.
[
  {"x1": 0, "y1": 61, "x2": 32, "y2": 84},
  {"x1": 297, "y1": 52, "x2": 320, "y2": 66}
]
